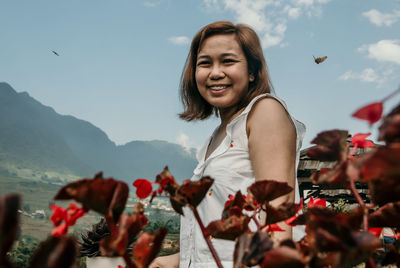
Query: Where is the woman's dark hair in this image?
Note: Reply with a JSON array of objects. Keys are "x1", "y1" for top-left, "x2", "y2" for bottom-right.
[{"x1": 179, "y1": 21, "x2": 273, "y2": 121}]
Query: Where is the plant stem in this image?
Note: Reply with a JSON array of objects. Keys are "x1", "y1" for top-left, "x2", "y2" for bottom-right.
[
  {"x1": 367, "y1": 257, "x2": 376, "y2": 268},
  {"x1": 123, "y1": 253, "x2": 137, "y2": 268},
  {"x1": 105, "y1": 214, "x2": 118, "y2": 237},
  {"x1": 251, "y1": 214, "x2": 261, "y2": 230},
  {"x1": 104, "y1": 215, "x2": 136, "y2": 268},
  {"x1": 349, "y1": 177, "x2": 368, "y2": 230},
  {"x1": 192, "y1": 207, "x2": 224, "y2": 268},
  {"x1": 381, "y1": 86, "x2": 400, "y2": 103}
]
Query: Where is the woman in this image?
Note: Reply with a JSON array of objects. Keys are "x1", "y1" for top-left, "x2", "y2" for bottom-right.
[{"x1": 150, "y1": 21, "x2": 305, "y2": 268}]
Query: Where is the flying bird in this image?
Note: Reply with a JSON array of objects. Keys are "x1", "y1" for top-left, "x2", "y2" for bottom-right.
[
  {"x1": 52, "y1": 50, "x2": 60, "y2": 56},
  {"x1": 313, "y1": 55, "x2": 327, "y2": 64}
]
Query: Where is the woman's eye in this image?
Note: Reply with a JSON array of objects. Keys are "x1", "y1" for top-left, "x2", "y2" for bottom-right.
[
  {"x1": 197, "y1": 61, "x2": 210, "y2": 66},
  {"x1": 223, "y1": 59, "x2": 236, "y2": 64}
]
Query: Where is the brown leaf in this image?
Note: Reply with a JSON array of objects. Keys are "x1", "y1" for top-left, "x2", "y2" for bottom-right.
[
  {"x1": 379, "y1": 103, "x2": 400, "y2": 144},
  {"x1": 248, "y1": 180, "x2": 293, "y2": 205},
  {"x1": 206, "y1": 215, "x2": 251, "y2": 241},
  {"x1": 368, "y1": 176, "x2": 400, "y2": 206},
  {"x1": 307, "y1": 130, "x2": 348, "y2": 162},
  {"x1": 368, "y1": 201, "x2": 400, "y2": 228},
  {"x1": 265, "y1": 202, "x2": 301, "y2": 225},
  {"x1": 260, "y1": 246, "x2": 305, "y2": 268},
  {"x1": 100, "y1": 203, "x2": 147, "y2": 256},
  {"x1": 133, "y1": 228, "x2": 167, "y2": 268},
  {"x1": 222, "y1": 191, "x2": 246, "y2": 219},
  {"x1": 311, "y1": 161, "x2": 349, "y2": 187},
  {"x1": 0, "y1": 194, "x2": 20, "y2": 268},
  {"x1": 155, "y1": 166, "x2": 180, "y2": 195},
  {"x1": 179, "y1": 176, "x2": 214, "y2": 207},
  {"x1": 234, "y1": 231, "x2": 274, "y2": 268},
  {"x1": 359, "y1": 146, "x2": 400, "y2": 182},
  {"x1": 29, "y1": 236, "x2": 77, "y2": 268},
  {"x1": 54, "y1": 172, "x2": 129, "y2": 221}
]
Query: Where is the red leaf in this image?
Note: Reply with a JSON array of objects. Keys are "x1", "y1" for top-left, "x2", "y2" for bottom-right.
[
  {"x1": 133, "y1": 228, "x2": 167, "y2": 268},
  {"x1": 133, "y1": 179, "x2": 153, "y2": 199},
  {"x1": 352, "y1": 102, "x2": 383, "y2": 125},
  {"x1": 351, "y1": 133, "x2": 374, "y2": 148},
  {"x1": 307, "y1": 130, "x2": 348, "y2": 162},
  {"x1": 368, "y1": 227, "x2": 383, "y2": 237},
  {"x1": 265, "y1": 224, "x2": 285, "y2": 232},
  {"x1": 50, "y1": 203, "x2": 86, "y2": 237},
  {"x1": 248, "y1": 180, "x2": 293, "y2": 205},
  {"x1": 284, "y1": 199, "x2": 304, "y2": 227},
  {"x1": 307, "y1": 196, "x2": 326, "y2": 208},
  {"x1": 54, "y1": 172, "x2": 129, "y2": 221}
]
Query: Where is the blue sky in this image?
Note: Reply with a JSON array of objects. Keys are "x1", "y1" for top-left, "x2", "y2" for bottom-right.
[{"x1": 1, "y1": 0, "x2": 400, "y2": 151}]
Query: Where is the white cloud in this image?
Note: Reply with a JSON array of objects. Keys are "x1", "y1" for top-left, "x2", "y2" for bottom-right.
[
  {"x1": 177, "y1": 133, "x2": 192, "y2": 153},
  {"x1": 359, "y1": 68, "x2": 379, "y2": 82},
  {"x1": 338, "y1": 68, "x2": 393, "y2": 85},
  {"x1": 202, "y1": 0, "x2": 330, "y2": 48},
  {"x1": 143, "y1": 1, "x2": 160, "y2": 8},
  {"x1": 338, "y1": 71, "x2": 353, "y2": 81},
  {"x1": 358, "y1": 40, "x2": 400, "y2": 65},
  {"x1": 168, "y1": 36, "x2": 190, "y2": 46},
  {"x1": 284, "y1": 5, "x2": 301, "y2": 19},
  {"x1": 339, "y1": 68, "x2": 379, "y2": 82},
  {"x1": 362, "y1": 9, "x2": 400, "y2": 26}
]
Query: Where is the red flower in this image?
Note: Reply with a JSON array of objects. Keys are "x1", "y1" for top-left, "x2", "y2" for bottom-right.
[
  {"x1": 307, "y1": 196, "x2": 326, "y2": 208},
  {"x1": 368, "y1": 227, "x2": 383, "y2": 237},
  {"x1": 351, "y1": 133, "x2": 374, "y2": 149},
  {"x1": 160, "y1": 176, "x2": 175, "y2": 189},
  {"x1": 133, "y1": 179, "x2": 153, "y2": 199},
  {"x1": 352, "y1": 102, "x2": 383, "y2": 125},
  {"x1": 50, "y1": 203, "x2": 86, "y2": 237},
  {"x1": 224, "y1": 194, "x2": 235, "y2": 208}
]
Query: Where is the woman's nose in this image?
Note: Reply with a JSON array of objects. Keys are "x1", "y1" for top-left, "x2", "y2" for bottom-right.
[{"x1": 209, "y1": 65, "x2": 225, "y2": 80}]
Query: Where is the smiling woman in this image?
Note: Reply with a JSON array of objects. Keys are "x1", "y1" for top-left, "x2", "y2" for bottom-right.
[{"x1": 150, "y1": 21, "x2": 306, "y2": 268}]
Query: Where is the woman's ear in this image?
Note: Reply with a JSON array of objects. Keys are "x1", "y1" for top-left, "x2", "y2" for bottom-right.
[{"x1": 249, "y1": 74, "x2": 255, "y2": 82}]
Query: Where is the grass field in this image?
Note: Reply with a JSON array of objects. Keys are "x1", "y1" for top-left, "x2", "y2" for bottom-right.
[{"x1": 1, "y1": 173, "x2": 180, "y2": 261}]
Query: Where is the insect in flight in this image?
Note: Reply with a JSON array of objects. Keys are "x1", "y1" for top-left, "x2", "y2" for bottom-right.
[{"x1": 313, "y1": 55, "x2": 327, "y2": 64}]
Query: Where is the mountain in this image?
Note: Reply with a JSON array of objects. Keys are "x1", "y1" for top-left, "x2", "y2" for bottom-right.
[{"x1": 0, "y1": 82, "x2": 197, "y2": 184}]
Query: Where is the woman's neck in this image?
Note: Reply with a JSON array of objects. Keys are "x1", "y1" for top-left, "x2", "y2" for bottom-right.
[{"x1": 218, "y1": 106, "x2": 245, "y2": 127}]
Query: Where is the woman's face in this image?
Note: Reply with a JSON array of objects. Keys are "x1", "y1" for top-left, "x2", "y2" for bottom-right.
[{"x1": 195, "y1": 34, "x2": 253, "y2": 111}]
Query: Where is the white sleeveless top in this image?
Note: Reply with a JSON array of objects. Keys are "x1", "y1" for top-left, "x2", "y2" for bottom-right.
[{"x1": 179, "y1": 93, "x2": 306, "y2": 268}]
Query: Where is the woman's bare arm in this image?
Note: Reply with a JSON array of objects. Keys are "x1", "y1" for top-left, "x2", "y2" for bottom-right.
[
  {"x1": 247, "y1": 97, "x2": 297, "y2": 241},
  {"x1": 149, "y1": 252, "x2": 179, "y2": 268}
]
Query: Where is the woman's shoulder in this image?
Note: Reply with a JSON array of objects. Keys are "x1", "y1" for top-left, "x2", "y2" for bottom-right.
[
  {"x1": 246, "y1": 95, "x2": 295, "y2": 136},
  {"x1": 248, "y1": 95, "x2": 290, "y2": 121}
]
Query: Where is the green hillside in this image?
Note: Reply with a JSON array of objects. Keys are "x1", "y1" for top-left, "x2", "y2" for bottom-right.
[{"x1": 0, "y1": 82, "x2": 197, "y2": 184}]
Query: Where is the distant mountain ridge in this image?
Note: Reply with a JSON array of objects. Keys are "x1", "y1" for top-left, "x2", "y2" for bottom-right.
[{"x1": 0, "y1": 82, "x2": 197, "y2": 184}]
